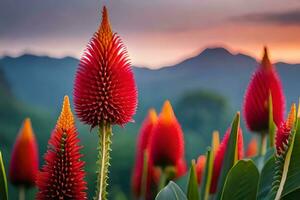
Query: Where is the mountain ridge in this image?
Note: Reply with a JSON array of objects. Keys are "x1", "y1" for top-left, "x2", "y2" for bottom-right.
[
  {"x1": 0, "y1": 47, "x2": 299, "y2": 123},
  {"x1": 1, "y1": 47, "x2": 299, "y2": 71}
]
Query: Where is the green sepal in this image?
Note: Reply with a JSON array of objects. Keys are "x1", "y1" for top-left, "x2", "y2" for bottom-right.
[{"x1": 187, "y1": 160, "x2": 199, "y2": 200}]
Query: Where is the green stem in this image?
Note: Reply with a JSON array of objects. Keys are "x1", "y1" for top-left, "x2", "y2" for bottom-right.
[
  {"x1": 19, "y1": 186, "x2": 25, "y2": 200},
  {"x1": 95, "y1": 123, "x2": 112, "y2": 200},
  {"x1": 158, "y1": 169, "x2": 167, "y2": 191},
  {"x1": 259, "y1": 134, "x2": 267, "y2": 156},
  {"x1": 140, "y1": 151, "x2": 149, "y2": 200}
]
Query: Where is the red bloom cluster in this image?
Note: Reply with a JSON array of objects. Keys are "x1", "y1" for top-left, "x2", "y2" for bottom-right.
[
  {"x1": 243, "y1": 47, "x2": 285, "y2": 133},
  {"x1": 149, "y1": 100, "x2": 187, "y2": 177},
  {"x1": 132, "y1": 109, "x2": 159, "y2": 200},
  {"x1": 275, "y1": 104, "x2": 296, "y2": 155},
  {"x1": 9, "y1": 118, "x2": 39, "y2": 187},
  {"x1": 36, "y1": 96, "x2": 87, "y2": 199},
  {"x1": 74, "y1": 6, "x2": 137, "y2": 128},
  {"x1": 210, "y1": 126, "x2": 244, "y2": 193},
  {"x1": 196, "y1": 155, "x2": 206, "y2": 185}
]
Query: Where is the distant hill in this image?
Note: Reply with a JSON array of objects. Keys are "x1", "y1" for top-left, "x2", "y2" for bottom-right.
[{"x1": 0, "y1": 47, "x2": 299, "y2": 122}]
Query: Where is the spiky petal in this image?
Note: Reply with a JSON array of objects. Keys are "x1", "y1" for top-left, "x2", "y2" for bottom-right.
[
  {"x1": 196, "y1": 155, "x2": 206, "y2": 185},
  {"x1": 74, "y1": 6, "x2": 137, "y2": 128},
  {"x1": 246, "y1": 138, "x2": 258, "y2": 157},
  {"x1": 36, "y1": 96, "x2": 87, "y2": 199},
  {"x1": 275, "y1": 104, "x2": 296, "y2": 155},
  {"x1": 9, "y1": 118, "x2": 39, "y2": 187},
  {"x1": 210, "y1": 126, "x2": 244, "y2": 193},
  {"x1": 243, "y1": 47, "x2": 285, "y2": 133},
  {"x1": 132, "y1": 109, "x2": 158, "y2": 199},
  {"x1": 149, "y1": 100, "x2": 186, "y2": 177}
]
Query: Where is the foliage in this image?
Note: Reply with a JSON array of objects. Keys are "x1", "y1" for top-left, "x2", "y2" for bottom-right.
[
  {"x1": 156, "y1": 105, "x2": 300, "y2": 200},
  {"x1": 176, "y1": 90, "x2": 230, "y2": 137}
]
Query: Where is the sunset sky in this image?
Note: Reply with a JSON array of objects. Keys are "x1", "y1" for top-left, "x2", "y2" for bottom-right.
[{"x1": 0, "y1": 0, "x2": 300, "y2": 68}]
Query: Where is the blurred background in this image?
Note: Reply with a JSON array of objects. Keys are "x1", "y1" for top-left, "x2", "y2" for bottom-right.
[{"x1": 0, "y1": 0, "x2": 300, "y2": 199}]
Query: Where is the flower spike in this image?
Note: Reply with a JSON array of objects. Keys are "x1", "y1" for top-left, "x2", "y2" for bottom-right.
[
  {"x1": 150, "y1": 101, "x2": 185, "y2": 168},
  {"x1": 150, "y1": 100, "x2": 187, "y2": 180},
  {"x1": 73, "y1": 5, "x2": 137, "y2": 200},
  {"x1": 9, "y1": 118, "x2": 39, "y2": 187},
  {"x1": 36, "y1": 96, "x2": 87, "y2": 199},
  {"x1": 74, "y1": 6, "x2": 137, "y2": 128},
  {"x1": 243, "y1": 47, "x2": 285, "y2": 133}
]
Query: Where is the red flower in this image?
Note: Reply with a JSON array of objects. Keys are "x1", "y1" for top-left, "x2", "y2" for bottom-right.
[
  {"x1": 74, "y1": 6, "x2": 137, "y2": 128},
  {"x1": 243, "y1": 47, "x2": 285, "y2": 133},
  {"x1": 36, "y1": 96, "x2": 87, "y2": 199},
  {"x1": 9, "y1": 118, "x2": 39, "y2": 187},
  {"x1": 210, "y1": 126, "x2": 244, "y2": 193},
  {"x1": 196, "y1": 155, "x2": 206, "y2": 185},
  {"x1": 132, "y1": 109, "x2": 158, "y2": 199},
  {"x1": 276, "y1": 103, "x2": 296, "y2": 155},
  {"x1": 246, "y1": 138, "x2": 258, "y2": 157},
  {"x1": 175, "y1": 158, "x2": 187, "y2": 178},
  {"x1": 150, "y1": 100, "x2": 186, "y2": 177}
]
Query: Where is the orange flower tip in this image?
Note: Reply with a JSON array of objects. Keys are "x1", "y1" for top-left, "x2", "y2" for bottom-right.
[
  {"x1": 56, "y1": 95, "x2": 75, "y2": 131},
  {"x1": 287, "y1": 103, "x2": 296, "y2": 128},
  {"x1": 98, "y1": 5, "x2": 112, "y2": 44},
  {"x1": 20, "y1": 118, "x2": 35, "y2": 140},
  {"x1": 196, "y1": 155, "x2": 206, "y2": 184},
  {"x1": 148, "y1": 108, "x2": 158, "y2": 123},
  {"x1": 196, "y1": 156, "x2": 206, "y2": 170},
  {"x1": 261, "y1": 46, "x2": 272, "y2": 69},
  {"x1": 160, "y1": 100, "x2": 175, "y2": 122},
  {"x1": 212, "y1": 130, "x2": 220, "y2": 152}
]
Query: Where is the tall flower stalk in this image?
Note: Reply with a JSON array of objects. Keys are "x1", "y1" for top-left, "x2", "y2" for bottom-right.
[
  {"x1": 73, "y1": 6, "x2": 137, "y2": 200},
  {"x1": 9, "y1": 118, "x2": 39, "y2": 200},
  {"x1": 36, "y1": 96, "x2": 87, "y2": 199},
  {"x1": 243, "y1": 47, "x2": 285, "y2": 155}
]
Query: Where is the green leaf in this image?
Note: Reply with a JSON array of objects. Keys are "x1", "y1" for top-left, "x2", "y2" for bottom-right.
[
  {"x1": 257, "y1": 156, "x2": 275, "y2": 200},
  {"x1": 187, "y1": 160, "x2": 199, "y2": 200},
  {"x1": 200, "y1": 148, "x2": 213, "y2": 200},
  {"x1": 155, "y1": 181, "x2": 187, "y2": 200},
  {"x1": 215, "y1": 112, "x2": 240, "y2": 200},
  {"x1": 281, "y1": 115, "x2": 300, "y2": 198},
  {"x1": 0, "y1": 151, "x2": 8, "y2": 200},
  {"x1": 268, "y1": 94, "x2": 276, "y2": 147},
  {"x1": 252, "y1": 147, "x2": 275, "y2": 172},
  {"x1": 221, "y1": 160, "x2": 259, "y2": 200}
]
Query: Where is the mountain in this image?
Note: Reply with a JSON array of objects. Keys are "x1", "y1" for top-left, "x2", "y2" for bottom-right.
[{"x1": 0, "y1": 47, "x2": 299, "y2": 122}]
